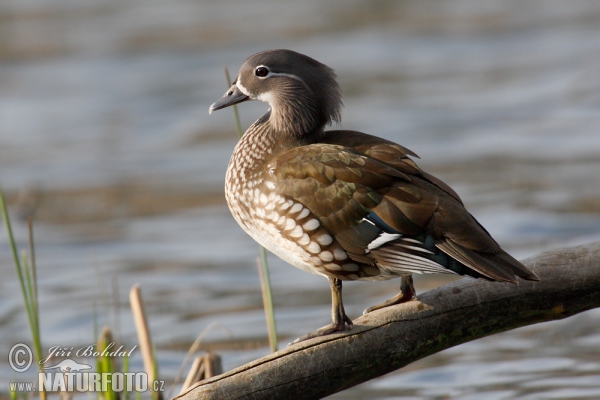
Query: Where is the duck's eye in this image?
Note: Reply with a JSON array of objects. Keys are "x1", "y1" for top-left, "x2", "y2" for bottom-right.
[{"x1": 255, "y1": 66, "x2": 269, "y2": 78}]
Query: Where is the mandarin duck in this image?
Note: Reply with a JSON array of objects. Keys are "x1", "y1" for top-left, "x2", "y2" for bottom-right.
[{"x1": 209, "y1": 49, "x2": 539, "y2": 343}]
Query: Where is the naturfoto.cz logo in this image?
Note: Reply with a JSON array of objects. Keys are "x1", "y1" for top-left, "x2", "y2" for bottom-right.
[{"x1": 8, "y1": 343, "x2": 165, "y2": 394}]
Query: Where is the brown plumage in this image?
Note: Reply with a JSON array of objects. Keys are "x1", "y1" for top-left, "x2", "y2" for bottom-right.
[{"x1": 210, "y1": 49, "x2": 539, "y2": 343}]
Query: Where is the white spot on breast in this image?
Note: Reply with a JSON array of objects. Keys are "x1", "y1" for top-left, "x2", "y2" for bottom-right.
[
  {"x1": 290, "y1": 203, "x2": 303, "y2": 214},
  {"x1": 333, "y1": 248, "x2": 348, "y2": 261},
  {"x1": 284, "y1": 219, "x2": 296, "y2": 230},
  {"x1": 297, "y1": 208, "x2": 310, "y2": 219},
  {"x1": 277, "y1": 216, "x2": 286, "y2": 226},
  {"x1": 260, "y1": 193, "x2": 268, "y2": 205},
  {"x1": 307, "y1": 241, "x2": 321, "y2": 254},
  {"x1": 265, "y1": 181, "x2": 276, "y2": 190},
  {"x1": 289, "y1": 225, "x2": 304, "y2": 238},
  {"x1": 319, "y1": 251, "x2": 334, "y2": 262},
  {"x1": 316, "y1": 234, "x2": 333, "y2": 246},
  {"x1": 310, "y1": 256, "x2": 323, "y2": 266},
  {"x1": 281, "y1": 200, "x2": 293, "y2": 210},
  {"x1": 299, "y1": 233, "x2": 310, "y2": 246},
  {"x1": 303, "y1": 219, "x2": 320, "y2": 231},
  {"x1": 268, "y1": 212, "x2": 280, "y2": 222},
  {"x1": 324, "y1": 263, "x2": 342, "y2": 271}
]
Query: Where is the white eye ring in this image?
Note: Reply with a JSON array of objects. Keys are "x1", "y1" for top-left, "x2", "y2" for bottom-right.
[{"x1": 254, "y1": 66, "x2": 270, "y2": 78}]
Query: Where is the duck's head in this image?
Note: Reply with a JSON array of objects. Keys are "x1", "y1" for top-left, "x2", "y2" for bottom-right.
[{"x1": 210, "y1": 49, "x2": 342, "y2": 135}]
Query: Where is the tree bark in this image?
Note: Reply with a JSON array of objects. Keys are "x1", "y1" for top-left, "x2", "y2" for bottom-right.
[{"x1": 176, "y1": 242, "x2": 600, "y2": 400}]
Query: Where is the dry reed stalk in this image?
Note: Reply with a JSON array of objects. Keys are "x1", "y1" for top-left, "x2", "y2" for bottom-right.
[
  {"x1": 179, "y1": 353, "x2": 222, "y2": 395},
  {"x1": 129, "y1": 285, "x2": 159, "y2": 397}
]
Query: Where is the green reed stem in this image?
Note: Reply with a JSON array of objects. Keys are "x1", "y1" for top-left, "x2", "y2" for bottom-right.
[
  {"x1": 27, "y1": 218, "x2": 40, "y2": 338},
  {"x1": 1, "y1": 189, "x2": 46, "y2": 400},
  {"x1": 224, "y1": 67, "x2": 244, "y2": 138},
  {"x1": 0, "y1": 191, "x2": 29, "y2": 329},
  {"x1": 258, "y1": 250, "x2": 278, "y2": 352},
  {"x1": 224, "y1": 67, "x2": 278, "y2": 352}
]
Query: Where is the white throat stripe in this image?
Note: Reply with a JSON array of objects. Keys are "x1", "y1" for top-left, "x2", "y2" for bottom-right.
[{"x1": 236, "y1": 79, "x2": 251, "y2": 96}]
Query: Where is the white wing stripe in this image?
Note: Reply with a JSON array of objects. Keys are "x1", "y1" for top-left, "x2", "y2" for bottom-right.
[
  {"x1": 401, "y1": 238, "x2": 423, "y2": 244},
  {"x1": 396, "y1": 243, "x2": 435, "y2": 254},
  {"x1": 367, "y1": 232, "x2": 401, "y2": 251},
  {"x1": 376, "y1": 251, "x2": 452, "y2": 274}
]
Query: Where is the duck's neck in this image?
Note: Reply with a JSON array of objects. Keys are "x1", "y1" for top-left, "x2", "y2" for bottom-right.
[
  {"x1": 230, "y1": 109, "x2": 325, "y2": 172},
  {"x1": 269, "y1": 94, "x2": 324, "y2": 137}
]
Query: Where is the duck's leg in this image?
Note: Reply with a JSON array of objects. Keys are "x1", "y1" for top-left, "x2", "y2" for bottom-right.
[
  {"x1": 363, "y1": 275, "x2": 416, "y2": 315},
  {"x1": 291, "y1": 277, "x2": 353, "y2": 344}
]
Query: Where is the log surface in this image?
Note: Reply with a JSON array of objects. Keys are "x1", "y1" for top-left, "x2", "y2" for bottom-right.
[{"x1": 177, "y1": 242, "x2": 600, "y2": 400}]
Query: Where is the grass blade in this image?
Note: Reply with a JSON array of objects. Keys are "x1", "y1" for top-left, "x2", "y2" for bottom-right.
[
  {"x1": 0, "y1": 190, "x2": 28, "y2": 324},
  {"x1": 223, "y1": 67, "x2": 243, "y2": 139},
  {"x1": 257, "y1": 254, "x2": 278, "y2": 352},
  {"x1": 27, "y1": 218, "x2": 40, "y2": 341},
  {"x1": 1, "y1": 189, "x2": 46, "y2": 400}
]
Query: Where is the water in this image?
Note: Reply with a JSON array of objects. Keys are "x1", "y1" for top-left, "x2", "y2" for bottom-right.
[{"x1": 1, "y1": 1, "x2": 600, "y2": 398}]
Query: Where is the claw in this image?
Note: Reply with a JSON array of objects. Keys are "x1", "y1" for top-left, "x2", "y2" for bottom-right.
[
  {"x1": 289, "y1": 321, "x2": 350, "y2": 345},
  {"x1": 363, "y1": 275, "x2": 416, "y2": 315}
]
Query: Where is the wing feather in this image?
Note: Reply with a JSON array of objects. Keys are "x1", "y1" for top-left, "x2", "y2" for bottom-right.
[{"x1": 264, "y1": 137, "x2": 539, "y2": 283}]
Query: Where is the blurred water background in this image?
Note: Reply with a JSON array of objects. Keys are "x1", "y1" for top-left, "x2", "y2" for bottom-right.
[{"x1": 1, "y1": 0, "x2": 600, "y2": 398}]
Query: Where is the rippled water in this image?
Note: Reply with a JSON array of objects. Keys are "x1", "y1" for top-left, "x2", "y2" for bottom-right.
[{"x1": 1, "y1": 1, "x2": 600, "y2": 398}]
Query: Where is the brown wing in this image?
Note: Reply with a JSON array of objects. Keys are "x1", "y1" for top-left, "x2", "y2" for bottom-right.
[
  {"x1": 266, "y1": 137, "x2": 539, "y2": 282},
  {"x1": 321, "y1": 130, "x2": 464, "y2": 204}
]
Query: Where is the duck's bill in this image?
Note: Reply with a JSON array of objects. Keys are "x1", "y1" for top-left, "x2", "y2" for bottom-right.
[{"x1": 209, "y1": 85, "x2": 249, "y2": 114}]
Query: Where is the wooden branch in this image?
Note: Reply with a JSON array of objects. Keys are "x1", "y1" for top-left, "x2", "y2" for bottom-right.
[{"x1": 177, "y1": 242, "x2": 600, "y2": 400}]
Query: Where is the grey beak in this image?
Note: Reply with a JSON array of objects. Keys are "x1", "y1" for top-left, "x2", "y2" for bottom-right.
[{"x1": 209, "y1": 84, "x2": 249, "y2": 114}]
